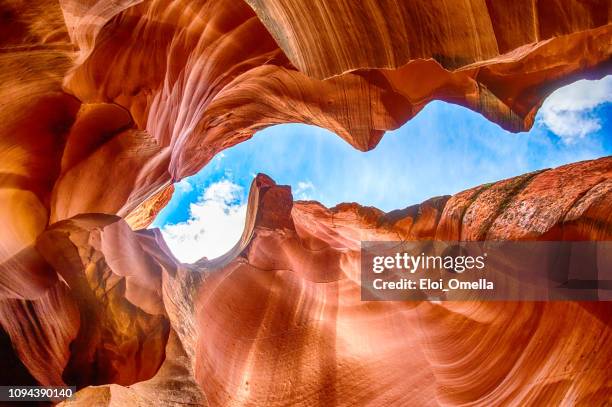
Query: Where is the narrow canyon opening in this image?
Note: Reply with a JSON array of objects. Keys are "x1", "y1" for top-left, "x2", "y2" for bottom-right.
[{"x1": 152, "y1": 77, "x2": 612, "y2": 263}]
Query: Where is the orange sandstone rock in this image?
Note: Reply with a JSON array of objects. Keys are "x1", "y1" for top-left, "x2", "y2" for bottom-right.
[
  {"x1": 0, "y1": 158, "x2": 607, "y2": 406},
  {"x1": 0, "y1": 0, "x2": 610, "y2": 405}
]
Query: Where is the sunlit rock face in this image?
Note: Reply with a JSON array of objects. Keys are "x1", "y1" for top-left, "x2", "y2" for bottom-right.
[
  {"x1": 0, "y1": 0, "x2": 611, "y2": 405},
  {"x1": 52, "y1": 160, "x2": 612, "y2": 406}
]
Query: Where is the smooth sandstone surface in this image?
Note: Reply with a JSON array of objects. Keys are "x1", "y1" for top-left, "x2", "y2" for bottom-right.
[
  {"x1": 57, "y1": 161, "x2": 612, "y2": 406},
  {"x1": 0, "y1": 0, "x2": 611, "y2": 405}
]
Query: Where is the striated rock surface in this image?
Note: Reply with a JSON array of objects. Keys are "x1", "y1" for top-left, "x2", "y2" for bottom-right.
[
  {"x1": 0, "y1": 0, "x2": 611, "y2": 405},
  {"x1": 17, "y1": 158, "x2": 611, "y2": 406},
  {"x1": 246, "y1": 0, "x2": 612, "y2": 78},
  {"x1": 2, "y1": 0, "x2": 610, "y2": 234}
]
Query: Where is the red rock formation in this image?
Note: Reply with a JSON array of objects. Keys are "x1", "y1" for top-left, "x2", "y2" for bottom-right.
[
  {"x1": 2, "y1": 0, "x2": 611, "y2": 231},
  {"x1": 34, "y1": 215, "x2": 169, "y2": 387},
  {"x1": 57, "y1": 159, "x2": 612, "y2": 406},
  {"x1": 0, "y1": 0, "x2": 611, "y2": 405}
]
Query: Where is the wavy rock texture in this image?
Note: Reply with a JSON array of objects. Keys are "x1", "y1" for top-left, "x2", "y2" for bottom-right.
[
  {"x1": 58, "y1": 160, "x2": 612, "y2": 406},
  {"x1": 0, "y1": 0, "x2": 611, "y2": 405}
]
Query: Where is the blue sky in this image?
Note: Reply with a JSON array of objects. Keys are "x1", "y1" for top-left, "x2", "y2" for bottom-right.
[{"x1": 152, "y1": 76, "x2": 612, "y2": 262}]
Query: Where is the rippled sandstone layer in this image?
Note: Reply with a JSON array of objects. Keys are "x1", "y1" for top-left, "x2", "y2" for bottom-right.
[
  {"x1": 50, "y1": 159, "x2": 612, "y2": 406},
  {"x1": 0, "y1": 0, "x2": 611, "y2": 405}
]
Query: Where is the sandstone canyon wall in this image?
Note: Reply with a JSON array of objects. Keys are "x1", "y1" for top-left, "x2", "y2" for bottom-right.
[{"x1": 0, "y1": 0, "x2": 611, "y2": 406}]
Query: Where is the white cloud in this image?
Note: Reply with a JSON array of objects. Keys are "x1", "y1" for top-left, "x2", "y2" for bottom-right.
[
  {"x1": 294, "y1": 180, "x2": 315, "y2": 200},
  {"x1": 539, "y1": 76, "x2": 612, "y2": 143},
  {"x1": 174, "y1": 179, "x2": 193, "y2": 194},
  {"x1": 160, "y1": 180, "x2": 247, "y2": 263}
]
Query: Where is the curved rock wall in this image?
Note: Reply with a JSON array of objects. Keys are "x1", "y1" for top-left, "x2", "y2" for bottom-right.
[{"x1": 55, "y1": 160, "x2": 611, "y2": 406}]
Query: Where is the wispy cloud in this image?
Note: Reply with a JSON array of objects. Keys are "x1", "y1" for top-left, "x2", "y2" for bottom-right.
[
  {"x1": 174, "y1": 178, "x2": 193, "y2": 194},
  {"x1": 160, "y1": 179, "x2": 246, "y2": 263},
  {"x1": 294, "y1": 180, "x2": 315, "y2": 200},
  {"x1": 538, "y1": 76, "x2": 612, "y2": 143}
]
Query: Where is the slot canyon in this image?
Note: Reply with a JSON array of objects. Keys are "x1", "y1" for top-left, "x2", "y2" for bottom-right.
[{"x1": 0, "y1": 0, "x2": 611, "y2": 405}]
